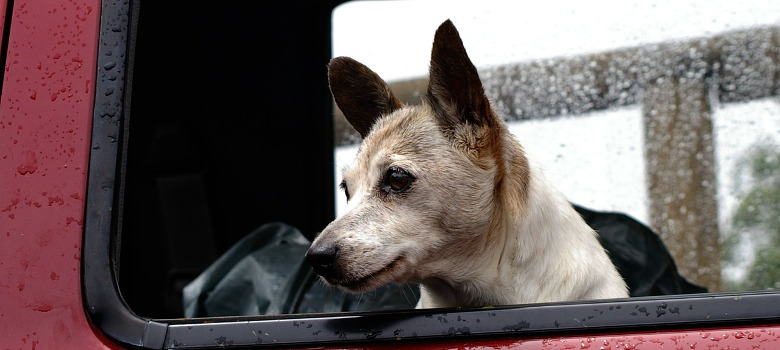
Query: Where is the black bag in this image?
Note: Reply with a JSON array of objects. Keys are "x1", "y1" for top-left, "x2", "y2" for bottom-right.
[{"x1": 183, "y1": 222, "x2": 418, "y2": 317}]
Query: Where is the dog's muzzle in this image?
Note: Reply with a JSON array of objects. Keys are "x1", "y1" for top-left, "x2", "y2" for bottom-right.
[{"x1": 305, "y1": 243, "x2": 340, "y2": 280}]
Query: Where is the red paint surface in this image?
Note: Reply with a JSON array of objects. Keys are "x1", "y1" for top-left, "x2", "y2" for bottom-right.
[
  {"x1": 345, "y1": 325, "x2": 780, "y2": 350},
  {"x1": 0, "y1": 0, "x2": 118, "y2": 348}
]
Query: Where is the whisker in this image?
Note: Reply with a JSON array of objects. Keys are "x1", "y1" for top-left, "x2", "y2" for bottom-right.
[
  {"x1": 356, "y1": 292, "x2": 364, "y2": 307},
  {"x1": 400, "y1": 283, "x2": 418, "y2": 308}
]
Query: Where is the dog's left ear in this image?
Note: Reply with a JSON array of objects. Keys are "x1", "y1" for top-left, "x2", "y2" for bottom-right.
[
  {"x1": 328, "y1": 56, "x2": 403, "y2": 138},
  {"x1": 427, "y1": 20, "x2": 498, "y2": 136}
]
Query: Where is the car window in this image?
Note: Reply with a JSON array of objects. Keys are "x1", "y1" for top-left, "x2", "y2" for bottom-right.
[{"x1": 83, "y1": 0, "x2": 780, "y2": 348}]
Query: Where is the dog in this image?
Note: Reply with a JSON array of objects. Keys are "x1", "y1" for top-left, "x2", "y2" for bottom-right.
[{"x1": 305, "y1": 19, "x2": 629, "y2": 309}]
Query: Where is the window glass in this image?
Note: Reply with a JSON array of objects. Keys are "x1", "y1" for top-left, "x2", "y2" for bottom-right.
[
  {"x1": 332, "y1": 0, "x2": 780, "y2": 293},
  {"x1": 89, "y1": 1, "x2": 780, "y2": 347}
]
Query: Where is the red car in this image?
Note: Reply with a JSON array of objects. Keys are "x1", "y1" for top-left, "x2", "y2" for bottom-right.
[{"x1": 2, "y1": 0, "x2": 779, "y2": 349}]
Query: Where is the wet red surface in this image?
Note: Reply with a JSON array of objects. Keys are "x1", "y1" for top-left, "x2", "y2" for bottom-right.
[
  {"x1": 331, "y1": 325, "x2": 780, "y2": 350},
  {"x1": 0, "y1": 0, "x2": 116, "y2": 348}
]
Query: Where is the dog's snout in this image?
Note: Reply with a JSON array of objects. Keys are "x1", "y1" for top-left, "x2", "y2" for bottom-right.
[{"x1": 306, "y1": 243, "x2": 340, "y2": 275}]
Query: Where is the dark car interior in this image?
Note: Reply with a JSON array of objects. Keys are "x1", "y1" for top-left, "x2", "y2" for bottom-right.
[{"x1": 119, "y1": 1, "x2": 345, "y2": 318}]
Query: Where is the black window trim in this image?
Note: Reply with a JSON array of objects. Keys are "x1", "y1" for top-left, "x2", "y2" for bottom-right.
[
  {"x1": 158, "y1": 292, "x2": 780, "y2": 348},
  {"x1": 83, "y1": 0, "x2": 780, "y2": 349}
]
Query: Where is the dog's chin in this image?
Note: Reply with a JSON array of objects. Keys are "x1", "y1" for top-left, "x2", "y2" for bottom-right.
[{"x1": 325, "y1": 256, "x2": 408, "y2": 293}]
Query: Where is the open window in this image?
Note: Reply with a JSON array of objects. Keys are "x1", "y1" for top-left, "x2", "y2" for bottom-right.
[{"x1": 84, "y1": 0, "x2": 780, "y2": 348}]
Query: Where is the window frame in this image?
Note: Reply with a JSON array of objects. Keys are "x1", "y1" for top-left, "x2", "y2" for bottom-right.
[{"x1": 82, "y1": 0, "x2": 780, "y2": 348}]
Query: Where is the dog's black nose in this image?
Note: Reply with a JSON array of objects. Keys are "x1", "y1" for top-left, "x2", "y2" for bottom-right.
[{"x1": 305, "y1": 243, "x2": 339, "y2": 275}]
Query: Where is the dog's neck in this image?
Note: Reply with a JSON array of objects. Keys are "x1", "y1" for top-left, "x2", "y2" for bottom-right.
[
  {"x1": 416, "y1": 156, "x2": 626, "y2": 309},
  {"x1": 415, "y1": 207, "x2": 521, "y2": 308}
]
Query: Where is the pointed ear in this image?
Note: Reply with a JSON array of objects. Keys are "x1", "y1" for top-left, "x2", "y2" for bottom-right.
[
  {"x1": 426, "y1": 20, "x2": 495, "y2": 132},
  {"x1": 328, "y1": 56, "x2": 403, "y2": 138}
]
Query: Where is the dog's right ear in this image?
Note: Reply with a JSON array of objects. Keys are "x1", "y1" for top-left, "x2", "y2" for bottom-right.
[
  {"x1": 328, "y1": 57, "x2": 403, "y2": 138},
  {"x1": 427, "y1": 20, "x2": 495, "y2": 135}
]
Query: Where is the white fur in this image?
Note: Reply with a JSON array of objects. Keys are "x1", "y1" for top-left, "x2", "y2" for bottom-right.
[
  {"x1": 307, "y1": 20, "x2": 628, "y2": 309},
  {"x1": 309, "y1": 107, "x2": 628, "y2": 309},
  {"x1": 416, "y1": 156, "x2": 628, "y2": 308}
]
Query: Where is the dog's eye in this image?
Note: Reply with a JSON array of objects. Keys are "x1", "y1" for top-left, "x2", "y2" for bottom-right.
[
  {"x1": 339, "y1": 180, "x2": 351, "y2": 201},
  {"x1": 384, "y1": 168, "x2": 413, "y2": 193}
]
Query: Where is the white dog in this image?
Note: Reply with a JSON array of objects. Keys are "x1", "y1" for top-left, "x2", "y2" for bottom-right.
[{"x1": 306, "y1": 19, "x2": 628, "y2": 309}]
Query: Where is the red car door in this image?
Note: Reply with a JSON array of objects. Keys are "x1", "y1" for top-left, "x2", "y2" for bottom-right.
[{"x1": 0, "y1": 0, "x2": 116, "y2": 348}]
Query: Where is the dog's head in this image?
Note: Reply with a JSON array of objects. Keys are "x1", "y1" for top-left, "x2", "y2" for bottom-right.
[{"x1": 306, "y1": 20, "x2": 529, "y2": 293}]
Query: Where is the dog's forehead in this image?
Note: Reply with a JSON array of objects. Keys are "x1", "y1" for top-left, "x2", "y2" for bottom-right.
[
  {"x1": 374, "y1": 106, "x2": 441, "y2": 147},
  {"x1": 344, "y1": 106, "x2": 442, "y2": 178}
]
